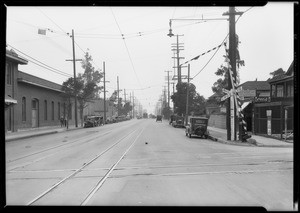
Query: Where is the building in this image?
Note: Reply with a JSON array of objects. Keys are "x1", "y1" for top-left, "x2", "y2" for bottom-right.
[
  {"x1": 207, "y1": 80, "x2": 270, "y2": 131},
  {"x1": 253, "y1": 62, "x2": 294, "y2": 138},
  {"x1": 237, "y1": 80, "x2": 271, "y2": 132},
  {"x1": 5, "y1": 48, "x2": 78, "y2": 132},
  {"x1": 83, "y1": 98, "x2": 117, "y2": 121}
]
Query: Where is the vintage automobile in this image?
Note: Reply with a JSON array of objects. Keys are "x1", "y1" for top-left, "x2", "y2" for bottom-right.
[
  {"x1": 172, "y1": 116, "x2": 185, "y2": 128},
  {"x1": 84, "y1": 115, "x2": 103, "y2": 128},
  {"x1": 185, "y1": 116, "x2": 209, "y2": 138},
  {"x1": 156, "y1": 115, "x2": 162, "y2": 122}
]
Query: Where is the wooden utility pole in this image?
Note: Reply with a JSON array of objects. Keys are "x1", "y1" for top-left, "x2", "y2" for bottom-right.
[
  {"x1": 132, "y1": 91, "x2": 135, "y2": 118},
  {"x1": 117, "y1": 76, "x2": 120, "y2": 116},
  {"x1": 171, "y1": 35, "x2": 184, "y2": 84},
  {"x1": 165, "y1": 71, "x2": 172, "y2": 108},
  {"x1": 185, "y1": 64, "x2": 190, "y2": 126},
  {"x1": 223, "y1": 7, "x2": 243, "y2": 141},
  {"x1": 65, "y1": 29, "x2": 82, "y2": 128},
  {"x1": 102, "y1": 62, "x2": 110, "y2": 125}
]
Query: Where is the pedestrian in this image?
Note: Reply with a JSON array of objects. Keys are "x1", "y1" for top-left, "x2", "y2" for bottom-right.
[
  {"x1": 60, "y1": 116, "x2": 64, "y2": 127},
  {"x1": 64, "y1": 117, "x2": 67, "y2": 127}
]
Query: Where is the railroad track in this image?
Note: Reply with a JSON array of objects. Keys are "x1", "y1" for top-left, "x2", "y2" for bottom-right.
[{"x1": 25, "y1": 127, "x2": 144, "y2": 205}]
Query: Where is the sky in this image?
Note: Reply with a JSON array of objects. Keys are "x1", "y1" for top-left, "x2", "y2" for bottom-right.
[{"x1": 6, "y1": 3, "x2": 294, "y2": 114}]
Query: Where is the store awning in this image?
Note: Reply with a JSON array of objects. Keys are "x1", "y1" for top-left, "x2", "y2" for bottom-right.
[
  {"x1": 241, "y1": 101, "x2": 251, "y2": 110},
  {"x1": 5, "y1": 95, "x2": 17, "y2": 108}
]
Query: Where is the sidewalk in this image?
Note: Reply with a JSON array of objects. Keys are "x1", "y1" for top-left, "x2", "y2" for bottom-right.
[
  {"x1": 208, "y1": 126, "x2": 293, "y2": 148},
  {"x1": 5, "y1": 125, "x2": 83, "y2": 142}
]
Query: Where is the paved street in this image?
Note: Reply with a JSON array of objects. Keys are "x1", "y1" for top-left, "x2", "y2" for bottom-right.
[{"x1": 6, "y1": 119, "x2": 293, "y2": 210}]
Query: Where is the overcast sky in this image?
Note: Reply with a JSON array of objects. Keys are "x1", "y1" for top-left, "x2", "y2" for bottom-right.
[{"x1": 6, "y1": 3, "x2": 294, "y2": 114}]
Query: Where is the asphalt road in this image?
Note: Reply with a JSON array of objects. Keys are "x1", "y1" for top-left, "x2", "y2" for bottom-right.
[{"x1": 5, "y1": 119, "x2": 294, "y2": 210}]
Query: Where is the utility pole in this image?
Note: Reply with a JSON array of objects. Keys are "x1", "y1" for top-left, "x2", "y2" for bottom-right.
[
  {"x1": 102, "y1": 62, "x2": 110, "y2": 125},
  {"x1": 124, "y1": 89, "x2": 127, "y2": 103},
  {"x1": 185, "y1": 64, "x2": 191, "y2": 125},
  {"x1": 65, "y1": 29, "x2": 82, "y2": 128},
  {"x1": 132, "y1": 91, "x2": 135, "y2": 118},
  {"x1": 117, "y1": 76, "x2": 120, "y2": 116},
  {"x1": 165, "y1": 71, "x2": 172, "y2": 108},
  {"x1": 223, "y1": 7, "x2": 243, "y2": 141},
  {"x1": 171, "y1": 35, "x2": 184, "y2": 84}
]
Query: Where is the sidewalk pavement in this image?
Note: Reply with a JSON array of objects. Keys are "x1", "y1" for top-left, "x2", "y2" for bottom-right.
[
  {"x1": 5, "y1": 125, "x2": 83, "y2": 142},
  {"x1": 208, "y1": 126, "x2": 293, "y2": 148}
]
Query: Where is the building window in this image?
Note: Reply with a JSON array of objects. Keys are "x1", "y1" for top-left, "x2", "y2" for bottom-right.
[
  {"x1": 58, "y1": 102, "x2": 60, "y2": 119},
  {"x1": 44, "y1": 100, "x2": 47, "y2": 120},
  {"x1": 68, "y1": 104, "x2": 72, "y2": 119},
  {"x1": 6, "y1": 63, "x2": 12, "y2": 85},
  {"x1": 51, "y1": 101, "x2": 54, "y2": 120},
  {"x1": 22, "y1": 97, "x2": 26, "y2": 122},
  {"x1": 271, "y1": 85, "x2": 276, "y2": 97},
  {"x1": 276, "y1": 84, "x2": 284, "y2": 97},
  {"x1": 286, "y1": 82, "x2": 293, "y2": 97}
]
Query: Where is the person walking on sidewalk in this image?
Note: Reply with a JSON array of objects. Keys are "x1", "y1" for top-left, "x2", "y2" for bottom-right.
[{"x1": 60, "y1": 116, "x2": 64, "y2": 127}]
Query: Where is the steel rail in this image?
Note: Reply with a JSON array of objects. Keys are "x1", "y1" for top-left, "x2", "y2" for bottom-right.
[
  {"x1": 27, "y1": 128, "x2": 138, "y2": 205},
  {"x1": 81, "y1": 127, "x2": 145, "y2": 206},
  {"x1": 6, "y1": 131, "x2": 112, "y2": 172},
  {"x1": 7, "y1": 130, "x2": 112, "y2": 163}
]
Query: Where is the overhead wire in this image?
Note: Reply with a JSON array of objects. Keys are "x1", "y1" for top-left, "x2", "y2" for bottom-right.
[
  {"x1": 191, "y1": 6, "x2": 253, "y2": 80},
  {"x1": 7, "y1": 44, "x2": 73, "y2": 78},
  {"x1": 110, "y1": 7, "x2": 142, "y2": 88}
]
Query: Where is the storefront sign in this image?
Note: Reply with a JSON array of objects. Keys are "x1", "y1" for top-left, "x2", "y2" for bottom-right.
[{"x1": 254, "y1": 97, "x2": 270, "y2": 103}]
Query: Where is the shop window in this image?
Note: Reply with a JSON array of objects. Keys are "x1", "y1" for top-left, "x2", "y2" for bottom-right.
[{"x1": 22, "y1": 97, "x2": 26, "y2": 122}]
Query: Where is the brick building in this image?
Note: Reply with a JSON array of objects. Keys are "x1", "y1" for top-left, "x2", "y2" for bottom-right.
[{"x1": 5, "y1": 49, "x2": 78, "y2": 132}]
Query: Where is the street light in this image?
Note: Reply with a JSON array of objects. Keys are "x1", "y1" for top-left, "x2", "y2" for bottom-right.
[{"x1": 167, "y1": 20, "x2": 174, "y2": 37}]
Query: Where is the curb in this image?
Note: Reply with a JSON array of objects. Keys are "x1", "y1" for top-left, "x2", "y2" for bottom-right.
[
  {"x1": 5, "y1": 131, "x2": 59, "y2": 142},
  {"x1": 5, "y1": 127, "x2": 84, "y2": 142},
  {"x1": 208, "y1": 135, "x2": 257, "y2": 147},
  {"x1": 208, "y1": 135, "x2": 293, "y2": 148}
]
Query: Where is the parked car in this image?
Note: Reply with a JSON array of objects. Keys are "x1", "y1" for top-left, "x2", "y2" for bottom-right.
[
  {"x1": 172, "y1": 115, "x2": 185, "y2": 128},
  {"x1": 156, "y1": 115, "x2": 162, "y2": 122},
  {"x1": 84, "y1": 115, "x2": 103, "y2": 128},
  {"x1": 185, "y1": 116, "x2": 209, "y2": 138}
]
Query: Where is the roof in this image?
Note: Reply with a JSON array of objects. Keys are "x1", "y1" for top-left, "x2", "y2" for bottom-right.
[
  {"x1": 238, "y1": 81, "x2": 270, "y2": 91},
  {"x1": 238, "y1": 81, "x2": 270, "y2": 90},
  {"x1": 6, "y1": 49, "x2": 28, "y2": 65},
  {"x1": 18, "y1": 71, "x2": 63, "y2": 92},
  {"x1": 268, "y1": 61, "x2": 294, "y2": 83}
]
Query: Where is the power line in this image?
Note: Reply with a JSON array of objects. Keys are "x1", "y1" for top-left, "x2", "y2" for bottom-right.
[
  {"x1": 7, "y1": 44, "x2": 72, "y2": 78},
  {"x1": 110, "y1": 7, "x2": 142, "y2": 88},
  {"x1": 191, "y1": 7, "x2": 253, "y2": 80}
]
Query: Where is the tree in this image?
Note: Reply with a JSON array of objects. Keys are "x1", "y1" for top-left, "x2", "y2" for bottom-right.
[
  {"x1": 171, "y1": 82, "x2": 206, "y2": 117},
  {"x1": 62, "y1": 52, "x2": 103, "y2": 127}
]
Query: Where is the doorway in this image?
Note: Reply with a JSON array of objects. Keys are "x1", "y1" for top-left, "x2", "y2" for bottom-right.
[{"x1": 32, "y1": 99, "x2": 39, "y2": 128}]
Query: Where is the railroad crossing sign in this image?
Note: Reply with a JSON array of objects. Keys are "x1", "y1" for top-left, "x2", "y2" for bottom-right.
[
  {"x1": 222, "y1": 88, "x2": 230, "y2": 94},
  {"x1": 221, "y1": 93, "x2": 231, "y2": 101},
  {"x1": 221, "y1": 88, "x2": 233, "y2": 101}
]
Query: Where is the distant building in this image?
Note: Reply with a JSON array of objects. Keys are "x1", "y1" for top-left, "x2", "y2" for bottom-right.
[{"x1": 83, "y1": 99, "x2": 117, "y2": 122}]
